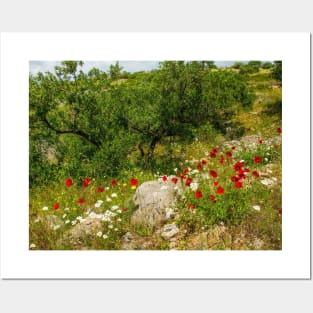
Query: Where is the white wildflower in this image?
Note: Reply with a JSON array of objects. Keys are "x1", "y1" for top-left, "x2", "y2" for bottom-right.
[
  {"x1": 71, "y1": 220, "x2": 77, "y2": 226},
  {"x1": 102, "y1": 234, "x2": 108, "y2": 239},
  {"x1": 116, "y1": 209, "x2": 122, "y2": 214},
  {"x1": 174, "y1": 168, "x2": 178, "y2": 172},
  {"x1": 160, "y1": 185, "x2": 168, "y2": 190},
  {"x1": 105, "y1": 187, "x2": 110, "y2": 191},
  {"x1": 106, "y1": 196, "x2": 112, "y2": 202},
  {"x1": 190, "y1": 182, "x2": 198, "y2": 191},
  {"x1": 65, "y1": 220, "x2": 70, "y2": 224},
  {"x1": 96, "y1": 231, "x2": 103, "y2": 237},
  {"x1": 62, "y1": 214, "x2": 67, "y2": 219},
  {"x1": 111, "y1": 205, "x2": 119, "y2": 211},
  {"x1": 53, "y1": 225, "x2": 60, "y2": 230},
  {"x1": 76, "y1": 216, "x2": 83, "y2": 221},
  {"x1": 265, "y1": 158, "x2": 268, "y2": 162},
  {"x1": 42, "y1": 206, "x2": 48, "y2": 211},
  {"x1": 64, "y1": 207, "x2": 70, "y2": 211},
  {"x1": 117, "y1": 218, "x2": 122, "y2": 222},
  {"x1": 111, "y1": 193, "x2": 117, "y2": 198},
  {"x1": 191, "y1": 169, "x2": 199, "y2": 175},
  {"x1": 201, "y1": 173, "x2": 209, "y2": 180},
  {"x1": 253, "y1": 205, "x2": 261, "y2": 211},
  {"x1": 34, "y1": 218, "x2": 40, "y2": 223},
  {"x1": 30, "y1": 243, "x2": 36, "y2": 249},
  {"x1": 114, "y1": 228, "x2": 118, "y2": 231},
  {"x1": 108, "y1": 224, "x2": 113, "y2": 229}
]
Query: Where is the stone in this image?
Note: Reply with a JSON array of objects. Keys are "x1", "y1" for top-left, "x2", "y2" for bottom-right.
[
  {"x1": 161, "y1": 223, "x2": 179, "y2": 240},
  {"x1": 131, "y1": 177, "x2": 183, "y2": 226},
  {"x1": 66, "y1": 217, "x2": 103, "y2": 246}
]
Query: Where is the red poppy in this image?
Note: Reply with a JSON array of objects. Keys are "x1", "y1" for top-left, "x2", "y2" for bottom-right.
[
  {"x1": 97, "y1": 187, "x2": 104, "y2": 193},
  {"x1": 65, "y1": 178, "x2": 73, "y2": 187},
  {"x1": 209, "y1": 170, "x2": 217, "y2": 178},
  {"x1": 254, "y1": 156, "x2": 262, "y2": 164},
  {"x1": 201, "y1": 159, "x2": 207, "y2": 165},
  {"x1": 162, "y1": 175, "x2": 167, "y2": 182},
  {"x1": 78, "y1": 198, "x2": 84, "y2": 204},
  {"x1": 231, "y1": 175, "x2": 240, "y2": 182},
  {"x1": 278, "y1": 207, "x2": 282, "y2": 215},
  {"x1": 234, "y1": 161, "x2": 244, "y2": 172},
  {"x1": 277, "y1": 127, "x2": 282, "y2": 134},
  {"x1": 234, "y1": 181, "x2": 243, "y2": 188},
  {"x1": 121, "y1": 207, "x2": 127, "y2": 212},
  {"x1": 212, "y1": 147, "x2": 218, "y2": 154},
  {"x1": 210, "y1": 151, "x2": 217, "y2": 158},
  {"x1": 130, "y1": 178, "x2": 139, "y2": 187},
  {"x1": 209, "y1": 195, "x2": 217, "y2": 203},
  {"x1": 252, "y1": 170, "x2": 259, "y2": 178},
  {"x1": 216, "y1": 186, "x2": 225, "y2": 195},
  {"x1": 82, "y1": 177, "x2": 91, "y2": 187},
  {"x1": 231, "y1": 146, "x2": 236, "y2": 150},
  {"x1": 197, "y1": 163, "x2": 203, "y2": 171},
  {"x1": 213, "y1": 181, "x2": 219, "y2": 186},
  {"x1": 238, "y1": 169, "x2": 246, "y2": 180},
  {"x1": 195, "y1": 190, "x2": 203, "y2": 199},
  {"x1": 183, "y1": 168, "x2": 189, "y2": 175},
  {"x1": 243, "y1": 168, "x2": 250, "y2": 173},
  {"x1": 185, "y1": 177, "x2": 193, "y2": 187},
  {"x1": 111, "y1": 179, "x2": 117, "y2": 187},
  {"x1": 53, "y1": 203, "x2": 59, "y2": 210},
  {"x1": 258, "y1": 139, "x2": 263, "y2": 144},
  {"x1": 226, "y1": 151, "x2": 232, "y2": 157},
  {"x1": 171, "y1": 177, "x2": 178, "y2": 184},
  {"x1": 219, "y1": 154, "x2": 224, "y2": 164},
  {"x1": 187, "y1": 203, "x2": 196, "y2": 211}
]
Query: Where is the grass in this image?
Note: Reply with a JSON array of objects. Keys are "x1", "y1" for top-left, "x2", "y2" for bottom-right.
[{"x1": 29, "y1": 72, "x2": 282, "y2": 250}]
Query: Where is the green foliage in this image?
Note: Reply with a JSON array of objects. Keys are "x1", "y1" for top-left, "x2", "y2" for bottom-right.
[{"x1": 272, "y1": 61, "x2": 282, "y2": 82}]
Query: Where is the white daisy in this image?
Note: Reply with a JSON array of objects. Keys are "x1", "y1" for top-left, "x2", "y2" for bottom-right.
[
  {"x1": 42, "y1": 206, "x2": 48, "y2": 211},
  {"x1": 96, "y1": 231, "x2": 103, "y2": 237}
]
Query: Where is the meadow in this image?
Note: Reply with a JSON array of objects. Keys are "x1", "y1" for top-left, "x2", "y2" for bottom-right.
[{"x1": 29, "y1": 61, "x2": 282, "y2": 250}]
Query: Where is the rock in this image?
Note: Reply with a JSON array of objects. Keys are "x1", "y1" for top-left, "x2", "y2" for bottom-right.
[
  {"x1": 66, "y1": 217, "x2": 103, "y2": 246},
  {"x1": 161, "y1": 223, "x2": 179, "y2": 240},
  {"x1": 131, "y1": 177, "x2": 183, "y2": 226}
]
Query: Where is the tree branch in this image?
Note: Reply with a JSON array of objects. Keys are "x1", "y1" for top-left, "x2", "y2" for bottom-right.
[{"x1": 42, "y1": 116, "x2": 101, "y2": 148}]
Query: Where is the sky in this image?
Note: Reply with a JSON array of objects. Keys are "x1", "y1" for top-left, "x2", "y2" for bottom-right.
[{"x1": 29, "y1": 61, "x2": 240, "y2": 75}]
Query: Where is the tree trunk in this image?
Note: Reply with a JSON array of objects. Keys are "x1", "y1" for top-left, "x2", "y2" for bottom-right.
[{"x1": 145, "y1": 136, "x2": 159, "y2": 168}]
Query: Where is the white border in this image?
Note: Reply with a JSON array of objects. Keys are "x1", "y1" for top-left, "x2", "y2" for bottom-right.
[{"x1": 0, "y1": 33, "x2": 310, "y2": 279}]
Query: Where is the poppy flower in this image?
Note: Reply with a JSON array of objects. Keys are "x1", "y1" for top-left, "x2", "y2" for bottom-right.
[
  {"x1": 185, "y1": 177, "x2": 193, "y2": 187},
  {"x1": 201, "y1": 158, "x2": 207, "y2": 165},
  {"x1": 226, "y1": 151, "x2": 232, "y2": 157},
  {"x1": 53, "y1": 203, "x2": 59, "y2": 210},
  {"x1": 258, "y1": 139, "x2": 263, "y2": 144},
  {"x1": 219, "y1": 154, "x2": 225, "y2": 164},
  {"x1": 171, "y1": 177, "x2": 178, "y2": 184},
  {"x1": 183, "y1": 168, "x2": 189, "y2": 175},
  {"x1": 231, "y1": 175, "x2": 240, "y2": 182},
  {"x1": 197, "y1": 163, "x2": 203, "y2": 171},
  {"x1": 254, "y1": 156, "x2": 262, "y2": 164},
  {"x1": 234, "y1": 161, "x2": 244, "y2": 172},
  {"x1": 234, "y1": 181, "x2": 243, "y2": 188},
  {"x1": 121, "y1": 207, "x2": 127, "y2": 212},
  {"x1": 210, "y1": 149, "x2": 217, "y2": 158},
  {"x1": 213, "y1": 181, "x2": 219, "y2": 186},
  {"x1": 130, "y1": 178, "x2": 139, "y2": 188},
  {"x1": 195, "y1": 190, "x2": 203, "y2": 199},
  {"x1": 252, "y1": 170, "x2": 259, "y2": 178},
  {"x1": 278, "y1": 207, "x2": 282, "y2": 215},
  {"x1": 231, "y1": 146, "x2": 236, "y2": 150},
  {"x1": 216, "y1": 186, "x2": 225, "y2": 195},
  {"x1": 209, "y1": 195, "x2": 217, "y2": 203},
  {"x1": 78, "y1": 198, "x2": 84, "y2": 204},
  {"x1": 97, "y1": 187, "x2": 104, "y2": 193},
  {"x1": 209, "y1": 170, "x2": 218, "y2": 178},
  {"x1": 111, "y1": 179, "x2": 117, "y2": 187},
  {"x1": 277, "y1": 127, "x2": 282, "y2": 134},
  {"x1": 162, "y1": 175, "x2": 167, "y2": 182},
  {"x1": 187, "y1": 203, "x2": 196, "y2": 211},
  {"x1": 65, "y1": 178, "x2": 73, "y2": 187},
  {"x1": 82, "y1": 177, "x2": 91, "y2": 187}
]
